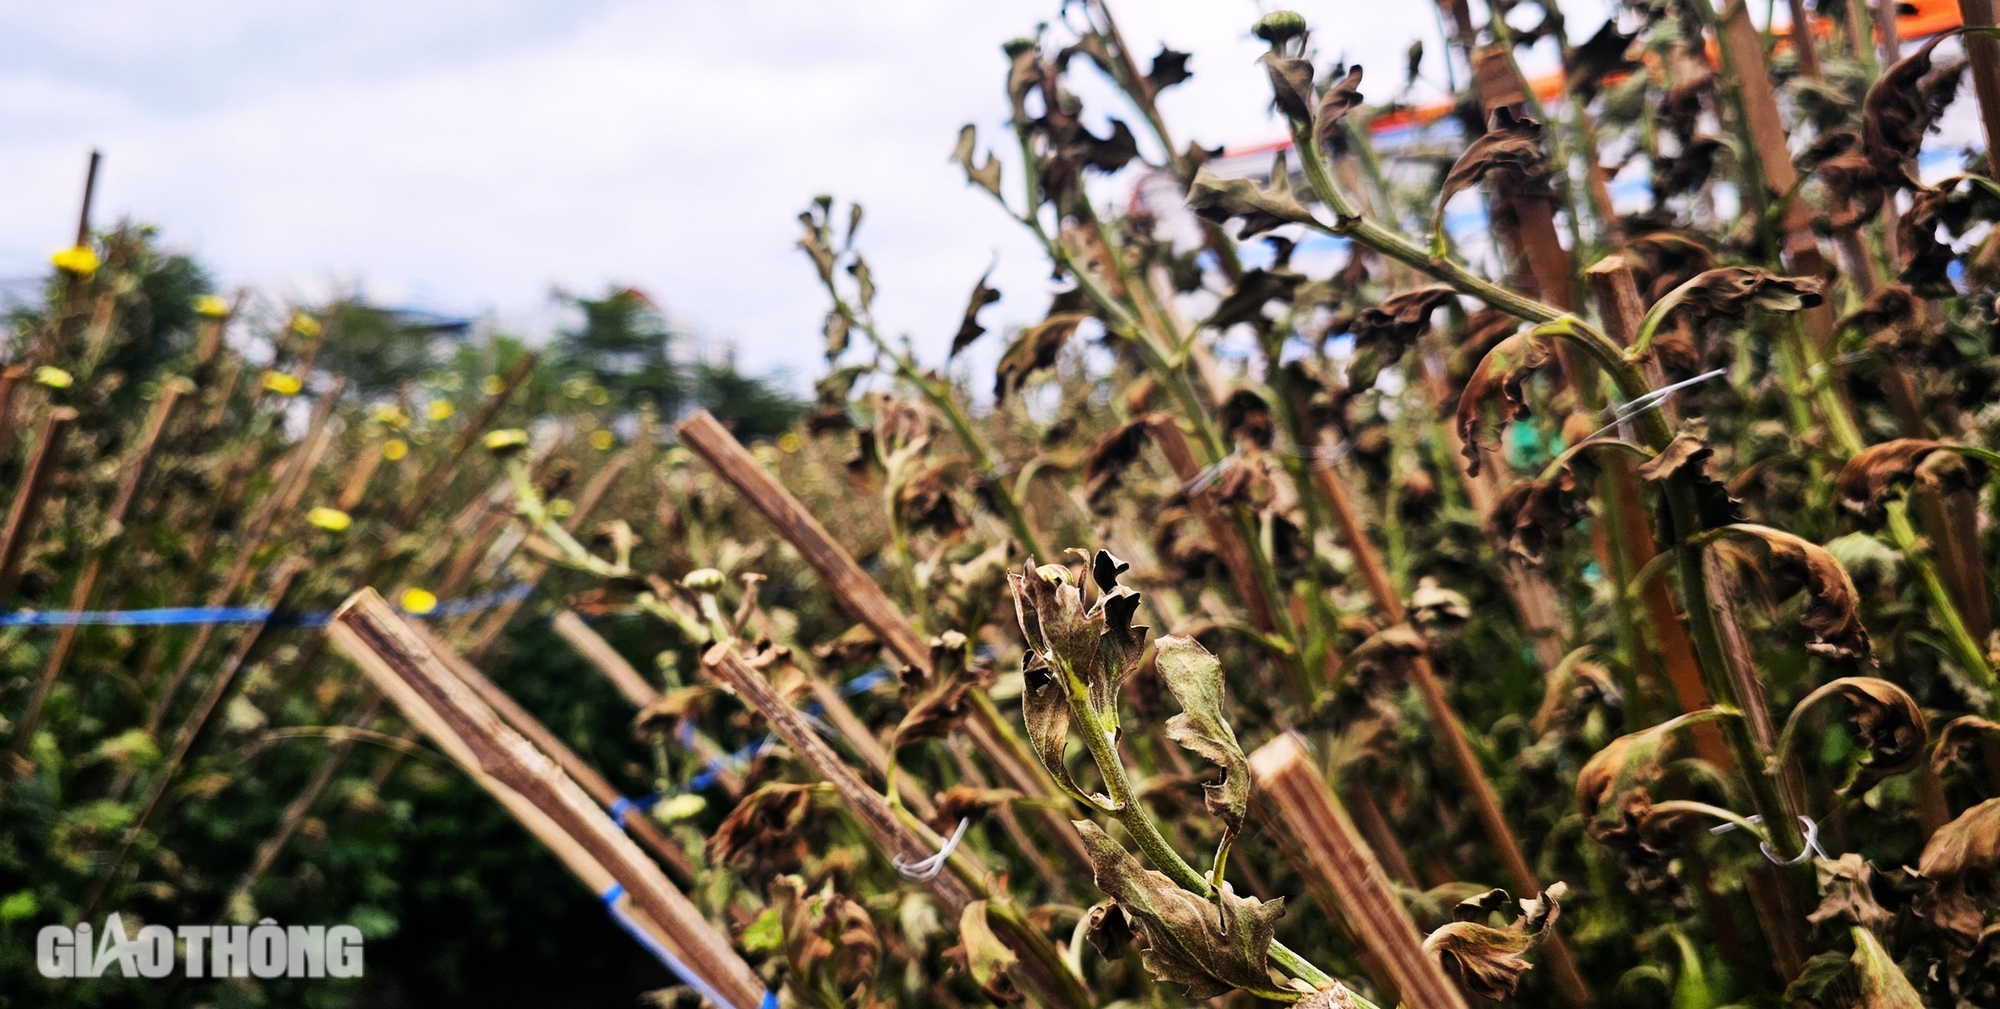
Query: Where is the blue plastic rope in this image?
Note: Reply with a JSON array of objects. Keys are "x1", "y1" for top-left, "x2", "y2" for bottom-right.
[
  {"x1": 0, "y1": 582, "x2": 533, "y2": 629},
  {"x1": 599, "y1": 883, "x2": 769, "y2": 1009}
]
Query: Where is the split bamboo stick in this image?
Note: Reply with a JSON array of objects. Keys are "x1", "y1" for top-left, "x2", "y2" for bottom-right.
[
  {"x1": 0, "y1": 407, "x2": 79, "y2": 601},
  {"x1": 329, "y1": 589, "x2": 767, "y2": 1009},
  {"x1": 1251, "y1": 734, "x2": 1470, "y2": 1009}
]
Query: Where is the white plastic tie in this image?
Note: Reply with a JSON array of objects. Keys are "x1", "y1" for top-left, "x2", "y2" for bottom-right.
[{"x1": 893, "y1": 817, "x2": 971, "y2": 882}]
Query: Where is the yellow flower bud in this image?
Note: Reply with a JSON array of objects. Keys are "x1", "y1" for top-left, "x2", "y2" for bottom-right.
[
  {"x1": 260, "y1": 371, "x2": 303, "y2": 396},
  {"x1": 370, "y1": 403, "x2": 409, "y2": 428},
  {"x1": 585, "y1": 386, "x2": 610, "y2": 406},
  {"x1": 658, "y1": 793, "x2": 707, "y2": 822},
  {"x1": 479, "y1": 374, "x2": 505, "y2": 397},
  {"x1": 195, "y1": 294, "x2": 230, "y2": 318},
  {"x1": 306, "y1": 507, "x2": 353, "y2": 532},
  {"x1": 426, "y1": 400, "x2": 455, "y2": 422},
  {"x1": 51, "y1": 245, "x2": 99, "y2": 276},
  {"x1": 33, "y1": 366, "x2": 74, "y2": 390},
  {"x1": 289, "y1": 311, "x2": 322, "y2": 338},
  {"x1": 399, "y1": 588, "x2": 439, "y2": 615},
  {"x1": 484, "y1": 428, "x2": 530, "y2": 455},
  {"x1": 681, "y1": 568, "x2": 726, "y2": 593},
  {"x1": 382, "y1": 438, "x2": 410, "y2": 461},
  {"x1": 589, "y1": 429, "x2": 616, "y2": 451},
  {"x1": 777, "y1": 432, "x2": 802, "y2": 454},
  {"x1": 548, "y1": 498, "x2": 575, "y2": 519}
]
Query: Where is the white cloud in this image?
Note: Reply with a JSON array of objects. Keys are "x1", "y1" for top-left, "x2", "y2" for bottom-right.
[{"x1": 0, "y1": 1, "x2": 1610, "y2": 386}]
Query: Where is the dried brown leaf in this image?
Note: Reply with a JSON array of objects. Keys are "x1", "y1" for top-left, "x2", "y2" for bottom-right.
[
  {"x1": 1423, "y1": 882, "x2": 1568, "y2": 1001},
  {"x1": 1456, "y1": 331, "x2": 1555, "y2": 477}
]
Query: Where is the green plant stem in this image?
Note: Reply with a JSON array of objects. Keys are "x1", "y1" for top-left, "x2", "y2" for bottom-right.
[
  {"x1": 1886, "y1": 499, "x2": 1999, "y2": 700},
  {"x1": 822, "y1": 285, "x2": 1051, "y2": 564},
  {"x1": 1288, "y1": 116, "x2": 1815, "y2": 866}
]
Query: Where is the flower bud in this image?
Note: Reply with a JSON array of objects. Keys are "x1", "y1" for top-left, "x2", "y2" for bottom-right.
[
  {"x1": 399, "y1": 588, "x2": 439, "y2": 615},
  {"x1": 50, "y1": 246, "x2": 99, "y2": 276},
  {"x1": 306, "y1": 507, "x2": 353, "y2": 532},
  {"x1": 1252, "y1": 11, "x2": 1308, "y2": 45},
  {"x1": 381, "y1": 438, "x2": 410, "y2": 461},
  {"x1": 484, "y1": 428, "x2": 530, "y2": 456},
  {"x1": 33, "y1": 366, "x2": 74, "y2": 390},
  {"x1": 260, "y1": 371, "x2": 303, "y2": 396},
  {"x1": 195, "y1": 294, "x2": 230, "y2": 318},
  {"x1": 681, "y1": 568, "x2": 726, "y2": 593},
  {"x1": 289, "y1": 311, "x2": 322, "y2": 338}
]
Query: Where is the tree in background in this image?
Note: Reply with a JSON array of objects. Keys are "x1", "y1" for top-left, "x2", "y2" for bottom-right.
[{"x1": 553, "y1": 285, "x2": 800, "y2": 439}]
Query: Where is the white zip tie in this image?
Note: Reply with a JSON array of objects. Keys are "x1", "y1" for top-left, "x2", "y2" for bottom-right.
[
  {"x1": 1581, "y1": 368, "x2": 1728, "y2": 444},
  {"x1": 1708, "y1": 813, "x2": 1826, "y2": 865},
  {"x1": 893, "y1": 817, "x2": 971, "y2": 882},
  {"x1": 1186, "y1": 452, "x2": 1240, "y2": 497}
]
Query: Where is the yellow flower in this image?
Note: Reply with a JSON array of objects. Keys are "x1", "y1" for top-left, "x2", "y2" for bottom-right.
[
  {"x1": 663, "y1": 446, "x2": 692, "y2": 467},
  {"x1": 399, "y1": 588, "x2": 439, "y2": 615},
  {"x1": 194, "y1": 294, "x2": 230, "y2": 318},
  {"x1": 479, "y1": 374, "x2": 506, "y2": 396},
  {"x1": 548, "y1": 498, "x2": 575, "y2": 519},
  {"x1": 427, "y1": 400, "x2": 455, "y2": 422},
  {"x1": 306, "y1": 507, "x2": 353, "y2": 532},
  {"x1": 33, "y1": 366, "x2": 74, "y2": 389},
  {"x1": 370, "y1": 403, "x2": 409, "y2": 428},
  {"x1": 51, "y1": 245, "x2": 99, "y2": 276},
  {"x1": 381, "y1": 438, "x2": 410, "y2": 461},
  {"x1": 585, "y1": 386, "x2": 610, "y2": 406},
  {"x1": 777, "y1": 432, "x2": 802, "y2": 454},
  {"x1": 260, "y1": 371, "x2": 303, "y2": 396},
  {"x1": 589, "y1": 429, "x2": 616, "y2": 451},
  {"x1": 484, "y1": 428, "x2": 530, "y2": 455},
  {"x1": 289, "y1": 311, "x2": 322, "y2": 338}
]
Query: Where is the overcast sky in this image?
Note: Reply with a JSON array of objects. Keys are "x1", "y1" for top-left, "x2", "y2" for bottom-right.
[{"x1": 0, "y1": 1, "x2": 1615, "y2": 388}]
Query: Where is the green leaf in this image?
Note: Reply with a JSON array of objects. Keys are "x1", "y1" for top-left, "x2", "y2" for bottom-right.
[
  {"x1": 1074, "y1": 820, "x2": 1284, "y2": 999},
  {"x1": 1153, "y1": 634, "x2": 1250, "y2": 840},
  {"x1": 0, "y1": 890, "x2": 38, "y2": 924},
  {"x1": 742, "y1": 907, "x2": 784, "y2": 954},
  {"x1": 1849, "y1": 927, "x2": 1923, "y2": 1009}
]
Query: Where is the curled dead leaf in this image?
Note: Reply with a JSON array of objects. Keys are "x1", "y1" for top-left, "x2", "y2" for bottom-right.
[
  {"x1": 708, "y1": 782, "x2": 816, "y2": 868},
  {"x1": 1074, "y1": 820, "x2": 1285, "y2": 999},
  {"x1": 1313, "y1": 65, "x2": 1365, "y2": 148},
  {"x1": 1835, "y1": 439, "x2": 1989, "y2": 526},
  {"x1": 1783, "y1": 677, "x2": 1927, "y2": 796},
  {"x1": 1456, "y1": 331, "x2": 1556, "y2": 477},
  {"x1": 1154, "y1": 634, "x2": 1252, "y2": 842},
  {"x1": 1716, "y1": 525, "x2": 1872, "y2": 662},
  {"x1": 1187, "y1": 151, "x2": 1316, "y2": 238},
  {"x1": 1437, "y1": 108, "x2": 1547, "y2": 224},
  {"x1": 1423, "y1": 882, "x2": 1568, "y2": 1001},
  {"x1": 1338, "y1": 285, "x2": 1460, "y2": 393},
  {"x1": 1933, "y1": 715, "x2": 2000, "y2": 777},
  {"x1": 1918, "y1": 798, "x2": 2000, "y2": 940}
]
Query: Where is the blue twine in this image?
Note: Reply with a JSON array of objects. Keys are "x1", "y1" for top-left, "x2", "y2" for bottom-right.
[
  {"x1": 599, "y1": 883, "x2": 766, "y2": 1009},
  {"x1": 607, "y1": 793, "x2": 663, "y2": 823},
  {"x1": 840, "y1": 668, "x2": 892, "y2": 696},
  {"x1": 0, "y1": 582, "x2": 533, "y2": 629}
]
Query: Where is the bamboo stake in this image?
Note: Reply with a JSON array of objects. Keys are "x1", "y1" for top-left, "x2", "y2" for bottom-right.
[
  {"x1": 1963, "y1": 0, "x2": 2000, "y2": 179},
  {"x1": 1585, "y1": 257, "x2": 1731, "y2": 765},
  {"x1": 702, "y1": 642, "x2": 1091, "y2": 1009},
  {"x1": 79, "y1": 560, "x2": 306, "y2": 921},
  {"x1": 1142, "y1": 413, "x2": 1279, "y2": 633},
  {"x1": 10, "y1": 381, "x2": 189, "y2": 762},
  {"x1": 0, "y1": 365, "x2": 29, "y2": 466},
  {"x1": 675, "y1": 409, "x2": 1090, "y2": 866},
  {"x1": 329, "y1": 589, "x2": 768, "y2": 1009},
  {"x1": 1333, "y1": 496, "x2": 1591, "y2": 1005},
  {"x1": 403, "y1": 619, "x2": 698, "y2": 884},
  {"x1": 550, "y1": 610, "x2": 747, "y2": 800},
  {"x1": 0, "y1": 407, "x2": 79, "y2": 600},
  {"x1": 1251, "y1": 734, "x2": 1471, "y2": 1009}
]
